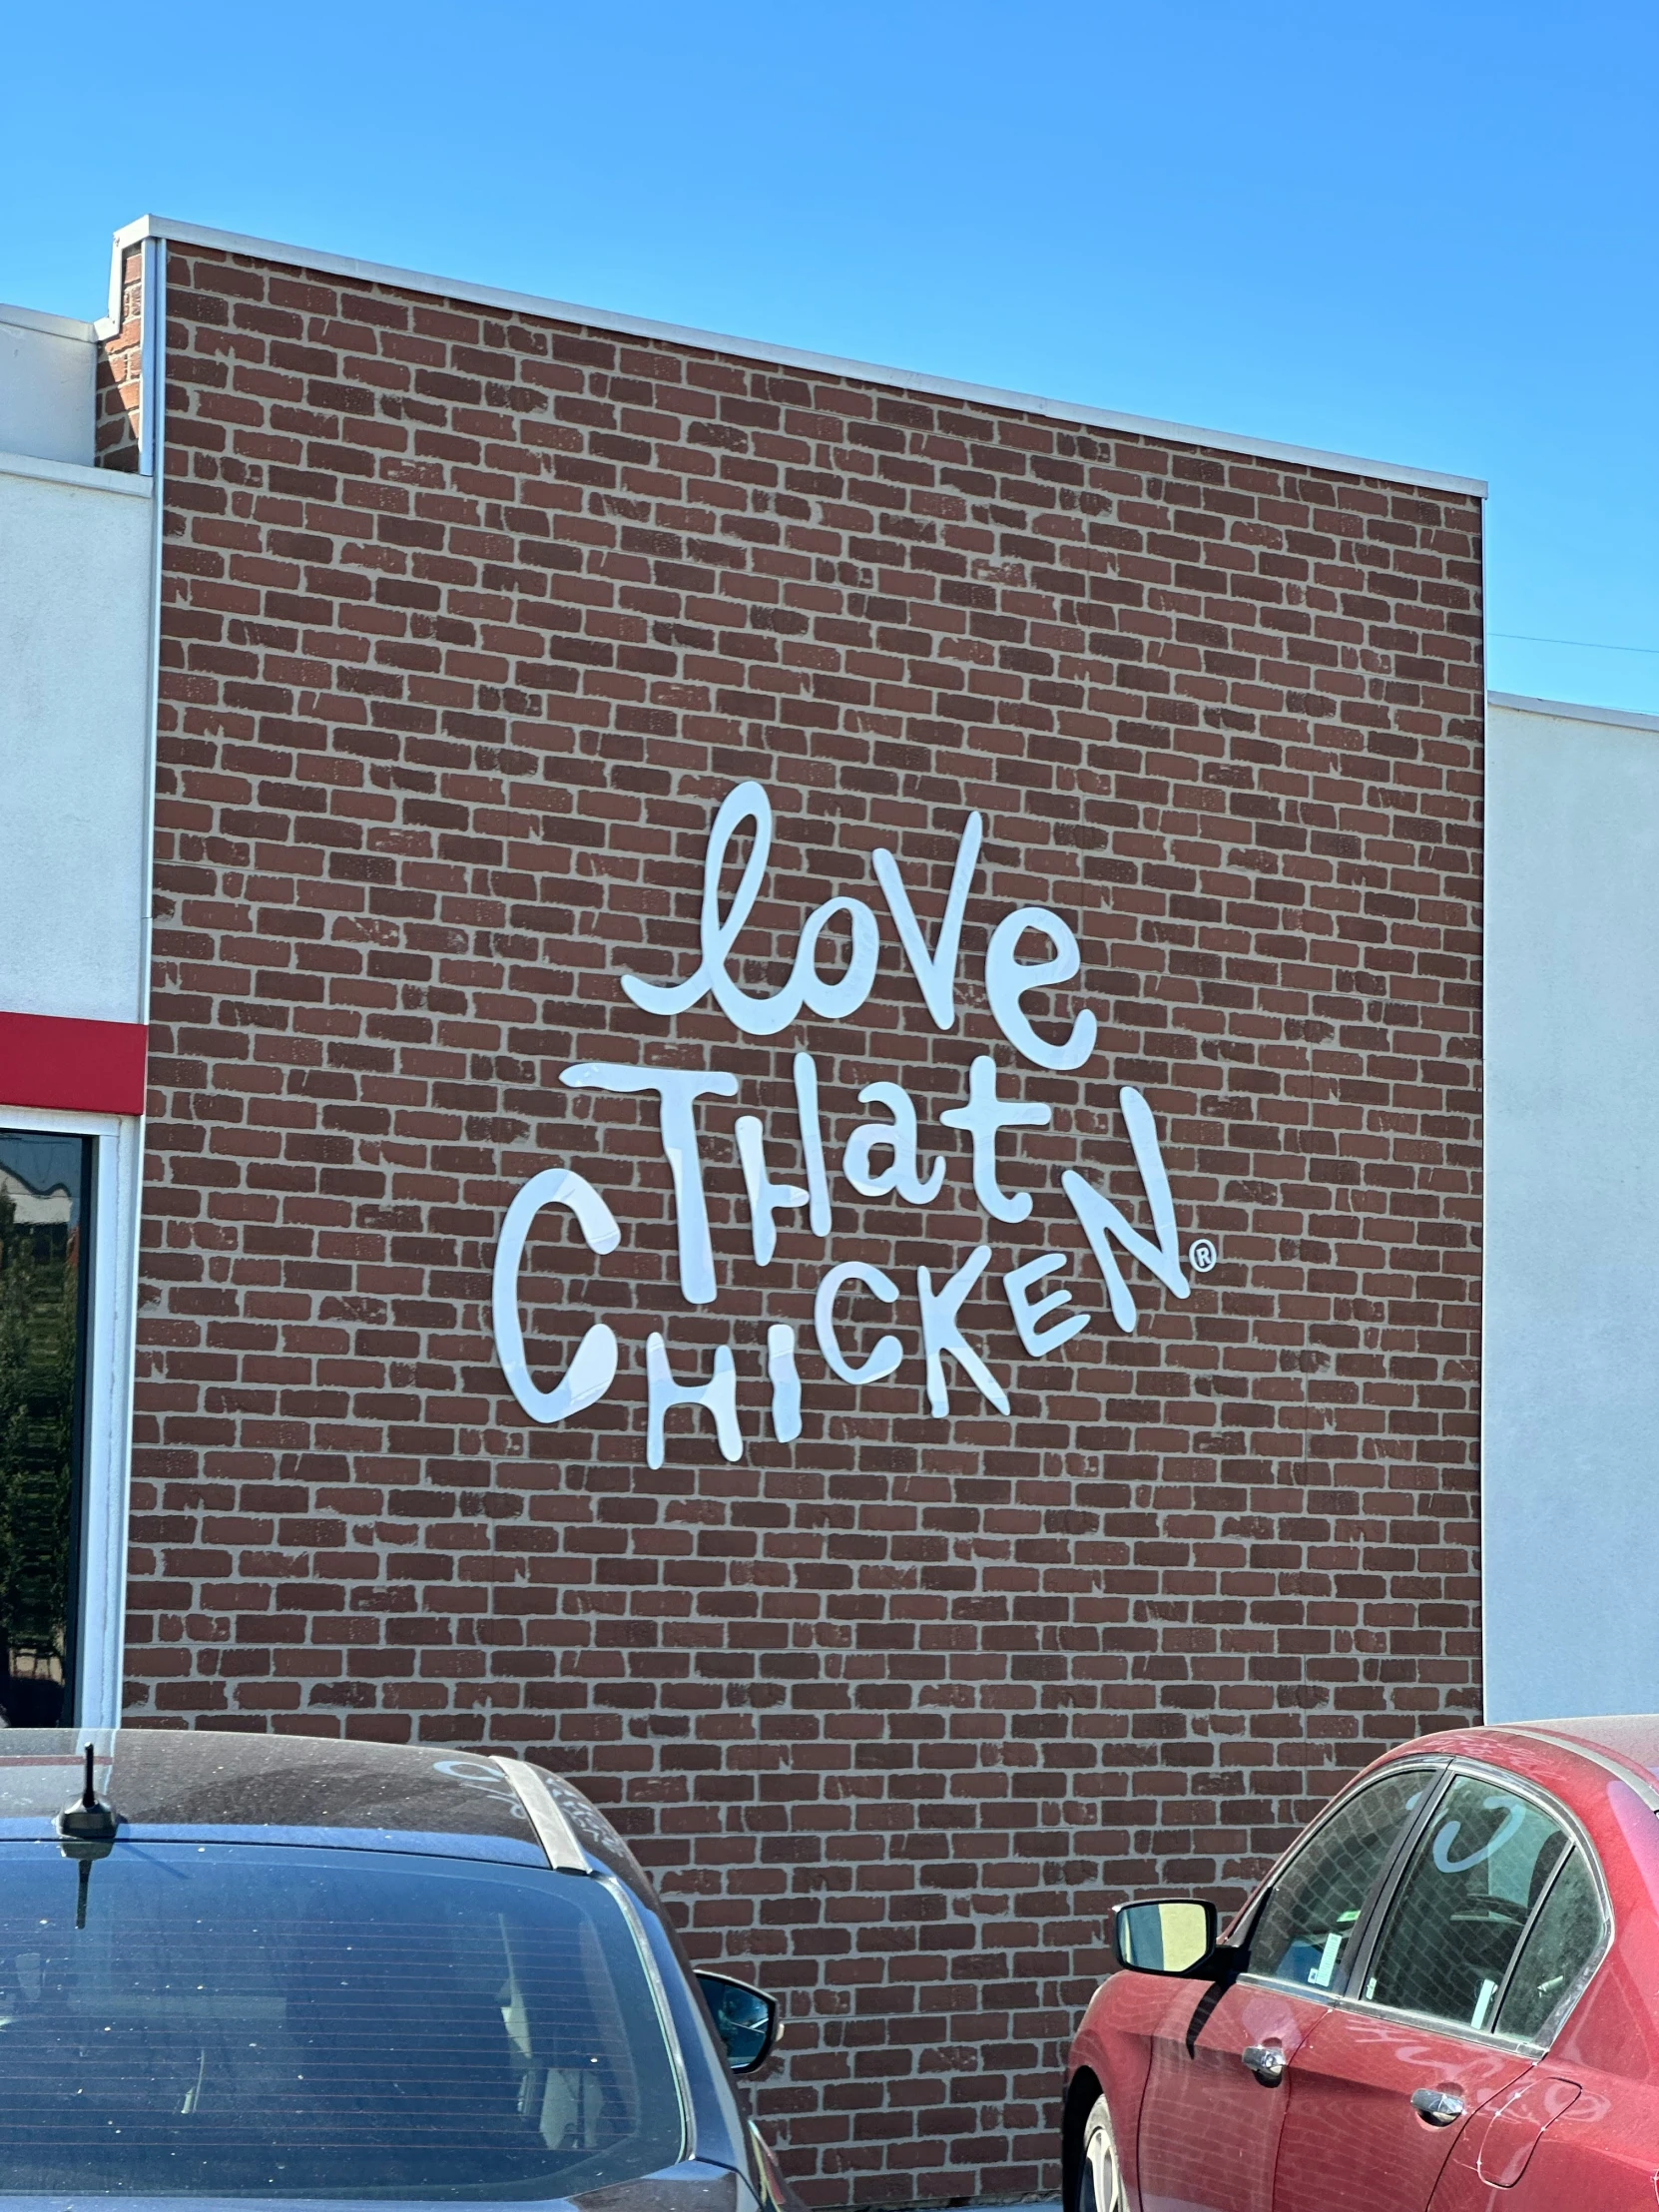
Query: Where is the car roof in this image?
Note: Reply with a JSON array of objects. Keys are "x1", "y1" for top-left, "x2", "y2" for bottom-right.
[
  {"x1": 1498, "y1": 1714, "x2": 1659, "y2": 1786},
  {"x1": 0, "y1": 1729, "x2": 651, "y2": 1893}
]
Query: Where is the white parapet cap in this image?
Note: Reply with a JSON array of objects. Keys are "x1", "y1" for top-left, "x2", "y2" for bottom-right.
[
  {"x1": 0, "y1": 449, "x2": 152, "y2": 497},
  {"x1": 0, "y1": 298, "x2": 98, "y2": 342},
  {"x1": 113, "y1": 214, "x2": 1486, "y2": 501},
  {"x1": 1489, "y1": 691, "x2": 1659, "y2": 737}
]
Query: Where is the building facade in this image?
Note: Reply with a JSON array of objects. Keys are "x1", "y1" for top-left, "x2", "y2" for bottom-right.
[
  {"x1": 1483, "y1": 692, "x2": 1659, "y2": 1726},
  {"x1": 0, "y1": 219, "x2": 1490, "y2": 2205}
]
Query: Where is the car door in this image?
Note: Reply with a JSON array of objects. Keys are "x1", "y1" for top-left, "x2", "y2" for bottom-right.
[
  {"x1": 1134, "y1": 1765, "x2": 1436, "y2": 2212},
  {"x1": 1271, "y1": 1769, "x2": 1576, "y2": 2212},
  {"x1": 1430, "y1": 1841, "x2": 1623, "y2": 2208}
]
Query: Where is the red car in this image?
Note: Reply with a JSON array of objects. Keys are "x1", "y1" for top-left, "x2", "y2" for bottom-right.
[{"x1": 1064, "y1": 1717, "x2": 1659, "y2": 2211}]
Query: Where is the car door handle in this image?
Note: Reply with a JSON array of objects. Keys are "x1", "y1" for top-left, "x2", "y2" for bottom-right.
[
  {"x1": 1241, "y1": 2043, "x2": 1287, "y2": 2085},
  {"x1": 1410, "y1": 2087, "x2": 1466, "y2": 2126}
]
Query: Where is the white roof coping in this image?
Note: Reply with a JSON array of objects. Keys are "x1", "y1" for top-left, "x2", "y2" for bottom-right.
[
  {"x1": 113, "y1": 214, "x2": 1487, "y2": 501},
  {"x1": 0, "y1": 299, "x2": 96, "y2": 343},
  {"x1": 1489, "y1": 691, "x2": 1659, "y2": 738},
  {"x1": 0, "y1": 449, "x2": 152, "y2": 498}
]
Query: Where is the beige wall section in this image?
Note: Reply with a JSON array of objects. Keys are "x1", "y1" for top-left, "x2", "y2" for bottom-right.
[
  {"x1": 0, "y1": 457, "x2": 153, "y2": 1024},
  {"x1": 1484, "y1": 694, "x2": 1659, "y2": 1720}
]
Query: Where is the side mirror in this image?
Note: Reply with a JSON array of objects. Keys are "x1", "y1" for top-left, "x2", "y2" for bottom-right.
[
  {"x1": 1112, "y1": 1898, "x2": 1219, "y2": 1976},
  {"x1": 696, "y1": 1970, "x2": 783, "y2": 2075}
]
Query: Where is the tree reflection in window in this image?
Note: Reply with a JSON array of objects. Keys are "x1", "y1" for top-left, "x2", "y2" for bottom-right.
[{"x1": 0, "y1": 1134, "x2": 92, "y2": 1727}]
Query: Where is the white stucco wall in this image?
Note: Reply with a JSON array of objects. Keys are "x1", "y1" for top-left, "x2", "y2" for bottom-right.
[
  {"x1": 0, "y1": 305, "x2": 96, "y2": 467},
  {"x1": 1485, "y1": 694, "x2": 1659, "y2": 1720},
  {"x1": 0, "y1": 456, "x2": 153, "y2": 1025}
]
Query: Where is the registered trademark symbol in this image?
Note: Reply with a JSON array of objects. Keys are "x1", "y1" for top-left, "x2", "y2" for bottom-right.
[{"x1": 1189, "y1": 1238, "x2": 1218, "y2": 1275}]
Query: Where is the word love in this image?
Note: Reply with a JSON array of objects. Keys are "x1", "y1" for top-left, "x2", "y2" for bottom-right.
[{"x1": 622, "y1": 780, "x2": 1096, "y2": 1070}]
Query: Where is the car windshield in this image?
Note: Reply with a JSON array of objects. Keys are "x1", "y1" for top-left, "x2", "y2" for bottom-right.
[{"x1": 0, "y1": 1842, "x2": 685, "y2": 2200}]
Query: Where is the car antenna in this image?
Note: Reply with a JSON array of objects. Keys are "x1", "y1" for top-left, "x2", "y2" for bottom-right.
[{"x1": 57, "y1": 1743, "x2": 120, "y2": 1930}]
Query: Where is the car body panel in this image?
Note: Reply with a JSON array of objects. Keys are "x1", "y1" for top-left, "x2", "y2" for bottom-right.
[
  {"x1": 1133, "y1": 1978, "x2": 1327, "y2": 2212},
  {"x1": 1067, "y1": 1950, "x2": 1170, "y2": 2207},
  {"x1": 1429, "y1": 2075, "x2": 1659, "y2": 2209},
  {"x1": 0, "y1": 2160, "x2": 749, "y2": 2212},
  {"x1": 1272, "y1": 2005, "x2": 1529, "y2": 2212}
]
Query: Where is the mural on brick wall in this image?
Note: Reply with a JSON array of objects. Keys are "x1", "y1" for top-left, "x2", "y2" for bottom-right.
[{"x1": 493, "y1": 781, "x2": 1211, "y2": 1463}]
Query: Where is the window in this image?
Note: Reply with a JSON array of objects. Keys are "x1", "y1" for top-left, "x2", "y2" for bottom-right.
[
  {"x1": 0, "y1": 1131, "x2": 93, "y2": 1726},
  {"x1": 0, "y1": 1843, "x2": 686, "y2": 2199},
  {"x1": 1495, "y1": 1847, "x2": 1604, "y2": 2041},
  {"x1": 1248, "y1": 1769, "x2": 1434, "y2": 1991},
  {"x1": 1364, "y1": 1774, "x2": 1572, "y2": 2032}
]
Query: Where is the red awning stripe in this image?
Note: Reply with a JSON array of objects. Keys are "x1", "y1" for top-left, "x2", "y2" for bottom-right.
[{"x1": 0, "y1": 1009, "x2": 149, "y2": 1117}]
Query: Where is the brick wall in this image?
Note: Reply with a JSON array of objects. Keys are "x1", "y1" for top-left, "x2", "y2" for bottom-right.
[
  {"x1": 96, "y1": 245, "x2": 145, "y2": 469},
  {"x1": 133, "y1": 239, "x2": 1484, "y2": 2208}
]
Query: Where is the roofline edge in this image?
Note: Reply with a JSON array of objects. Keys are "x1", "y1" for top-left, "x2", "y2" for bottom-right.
[
  {"x1": 0, "y1": 299, "x2": 97, "y2": 342},
  {"x1": 0, "y1": 449, "x2": 153, "y2": 498},
  {"x1": 1489, "y1": 691, "x2": 1659, "y2": 737},
  {"x1": 112, "y1": 214, "x2": 1487, "y2": 500}
]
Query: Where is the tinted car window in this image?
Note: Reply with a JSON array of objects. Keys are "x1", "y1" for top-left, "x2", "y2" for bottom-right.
[
  {"x1": 1495, "y1": 1847, "x2": 1604, "y2": 2041},
  {"x1": 1248, "y1": 1769, "x2": 1432, "y2": 1991},
  {"x1": 0, "y1": 1842, "x2": 684, "y2": 2198},
  {"x1": 1364, "y1": 1775, "x2": 1569, "y2": 2031}
]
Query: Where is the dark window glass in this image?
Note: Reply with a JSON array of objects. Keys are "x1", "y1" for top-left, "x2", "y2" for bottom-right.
[
  {"x1": 0, "y1": 1843, "x2": 685, "y2": 2199},
  {"x1": 1248, "y1": 1769, "x2": 1432, "y2": 1991},
  {"x1": 1495, "y1": 1848, "x2": 1604, "y2": 2041},
  {"x1": 0, "y1": 1131, "x2": 93, "y2": 1726},
  {"x1": 1364, "y1": 1775, "x2": 1569, "y2": 2031}
]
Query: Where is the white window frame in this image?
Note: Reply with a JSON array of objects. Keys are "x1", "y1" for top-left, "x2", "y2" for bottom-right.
[{"x1": 0, "y1": 1102, "x2": 141, "y2": 1726}]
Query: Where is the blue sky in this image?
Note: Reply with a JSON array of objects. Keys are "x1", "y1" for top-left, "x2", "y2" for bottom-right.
[{"x1": 5, "y1": 1, "x2": 1654, "y2": 712}]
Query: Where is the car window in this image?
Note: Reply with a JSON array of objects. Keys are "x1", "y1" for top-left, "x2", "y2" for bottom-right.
[
  {"x1": 0, "y1": 1841, "x2": 685, "y2": 2199},
  {"x1": 1495, "y1": 1847, "x2": 1604, "y2": 2041},
  {"x1": 1247, "y1": 1769, "x2": 1435, "y2": 1991},
  {"x1": 1363, "y1": 1774, "x2": 1570, "y2": 2032}
]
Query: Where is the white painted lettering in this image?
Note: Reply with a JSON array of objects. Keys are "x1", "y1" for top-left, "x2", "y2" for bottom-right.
[
  {"x1": 871, "y1": 811, "x2": 983, "y2": 1028},
  {"x1": 1060, "y1": 1087, "x2": 1190, "y2": 1331},
  {"x1": 985, "y1": 905, "x2": 1097, "y2": 1071},
  {"x1": 618, "y1": 781, "x2": 768, "y2": 1021},
  {"x1": 1002, "y1": 1251, "x2": 1090, "y2": 1357},
  {"x1": 491, "y1": 1168, "x2": 622, "y2": 1423},
  {"x1": 646, "y1": 1334, "x2": 742, "y2": 1467},
  {"x1": 618, "y1": 780, "x2": 877, "y2": 1035},
  {"x1": 735, "y1": 1115, "x2": 809, "y2": 1265},
  {"x1": 767, "y1": 1322, "x2": 803, "y2": 1441},
  {"x1": 560, "y1": 1062, "x2": 737, "y2": 1306},
  {"x1": 940, "y1": 1053, "x2": 1051, "y2": 1223},
  {"x1": 792, "y1": 895, "x2": 880, "y2": 1021},
  {"x1": 496, "y1": 781, "x2": 1213, "y2": 1465},
  {"x1": 814, "y1": 1260, "x2": 904, "y2": 1384},
  {"x1": 916, "y1": 1245, "x2": 1009, "y2": 1416},
  {"x1": 793, "y1": 1050, "x2": 832, "y2": 1237},
  {"x1": 842, "y1": 1080, "x2": 944, "y2": 1204}
]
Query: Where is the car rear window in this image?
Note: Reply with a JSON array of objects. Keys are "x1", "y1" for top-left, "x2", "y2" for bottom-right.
[{"x1": 0, "y1": 1841, "x2": 685, "y2": 2200}]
